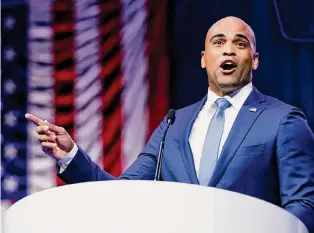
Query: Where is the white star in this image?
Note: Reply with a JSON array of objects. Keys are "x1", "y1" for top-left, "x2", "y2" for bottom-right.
[
  {"x1": 3, "y1": 176, "x2": 19, "y2": 193},
  {"x1": 4, "y1": 111, "x2": 17, "y2": 127},
  {"x1": 4, "y1": 16, "x2": 16, "y2": 30},
  {"x1": 4, "y1": 144, "x2": 18, "y2": 160},
  {"x1": 4, "y1": 79, "x2": 16, "y2": 94},
  {"x1": 4, "y1": 48, "x2": 16, "y2": 62}
]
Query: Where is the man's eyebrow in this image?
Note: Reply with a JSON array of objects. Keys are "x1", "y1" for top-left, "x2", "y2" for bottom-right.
[
  {"x1": 209, "y1": 33, "x2": 252, "y2": 45},
  {"x1": 209, "y1": 34, "x2": 225, "y2": 42},
  {"x1": 234, "y1": 34, "x2": 250, "y2": 43}
]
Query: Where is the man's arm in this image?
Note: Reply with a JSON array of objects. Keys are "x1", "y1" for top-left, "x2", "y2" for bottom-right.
[
  {"x1": 277, "y1": 108, "x2": 314, "y2": 233},
  {"x1": 58, "y1": 116, "x2": 169, "y2": 183}
]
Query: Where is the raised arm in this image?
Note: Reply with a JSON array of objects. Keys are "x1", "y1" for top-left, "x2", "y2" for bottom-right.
[{"x1": 25, "y1": 113, "x2": 167, "y2": 184}]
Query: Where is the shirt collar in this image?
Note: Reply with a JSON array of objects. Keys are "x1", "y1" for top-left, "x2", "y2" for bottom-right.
[{"x1": 205, "y1": 82, "x2": 253, "y2": 111}]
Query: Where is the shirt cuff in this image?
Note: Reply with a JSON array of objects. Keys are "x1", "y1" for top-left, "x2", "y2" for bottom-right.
[{"x1": 56, "y1": 143, "x2": 78, "y2": 174}]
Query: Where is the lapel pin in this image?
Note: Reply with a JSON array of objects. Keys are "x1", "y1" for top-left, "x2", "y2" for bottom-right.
[{"x1": 249, "y1": 108, "x2": 257, "y2": 112}]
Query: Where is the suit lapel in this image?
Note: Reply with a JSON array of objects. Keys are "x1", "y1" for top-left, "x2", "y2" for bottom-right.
[
  {"x1": 179, "y1": 96, "x2": 207, "y2": 184},
  {"x1": 208, "y1": 87, "x2": 267, "y2": 186}
]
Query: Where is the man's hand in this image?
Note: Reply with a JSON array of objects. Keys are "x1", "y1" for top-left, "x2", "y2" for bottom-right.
[{"x1": 25, "y1": 113, "x2": 74, "y2": 160}]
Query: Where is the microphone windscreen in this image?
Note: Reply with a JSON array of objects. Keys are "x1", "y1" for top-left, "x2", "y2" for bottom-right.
[{"x1": 167, "y1": 109, "x2": 176, "y2": 125}]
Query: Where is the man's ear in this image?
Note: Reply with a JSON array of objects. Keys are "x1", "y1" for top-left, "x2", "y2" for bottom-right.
[
  {"x1": 201, "y1": 51, "x2": 206, "y2": 68},
  {"x1": 252, "y1": 52, "x2": 259, "y2": 70}
]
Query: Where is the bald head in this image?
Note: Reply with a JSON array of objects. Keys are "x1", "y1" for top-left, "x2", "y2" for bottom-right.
[
  {"x1": 201, "y1": 16, "x2": 260, "y2": 96},
  {"x1": 206, "y1": 16, "x2": 256, "y2": 52}
]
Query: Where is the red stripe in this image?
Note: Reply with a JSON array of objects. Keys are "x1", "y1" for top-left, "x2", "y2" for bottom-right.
[
  {"x1": 55, "y1": 94, "x2": 75, "y2": 105},
  {"x1": 102, "y1": 108, "x2": 122, "y2": 143},
  {"x1": 99, "y1": 18, "x2": 118, "y2": 36},
  {"x1": 54, "y1": 38, "x2": 75, "y2": 52},
  {"x1": 54, "y1": 49, "x2": 75, "y2": 62},
  {"x1": 55, "y1": 71, "x2": 76, "y2": 81},
  {"x1": 54, "y1": 24, "x2": 74, "y2": 32},
  {"x1": 100, "y1": 54, "x2": 121, "y2": 79},
  {"x1": 102, "y1": 135, "x2": 122, "y2": 173},
  {"x1": 100, "y1": 34, "x2": 120, "y2": 57},
  {"x1": 97, "y1": 0, "x2": 123, "y2": 176},
  {"x1": 54, "y1": 112, "x2": 76, "y2": 125},
  {"x1": 146, "y1": 0, "x2": 169, "y2": 138},
  {"x1": 102, "y1": 77, "x2": 123, "y2": 108},
  {"x1": 54, "y1": 2, "x2": 70, "y2": 10},
  {"x1": 52, "y1": 0, "x2": 77, "y2": 185}
]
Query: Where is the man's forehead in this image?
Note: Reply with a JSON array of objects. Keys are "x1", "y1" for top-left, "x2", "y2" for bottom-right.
[
  {"x1": 205, "y1": 17, "x2": 256, "y2": 49},
  {"x1": 208, "y1": 19, "x2": 252, "y2": 38}
]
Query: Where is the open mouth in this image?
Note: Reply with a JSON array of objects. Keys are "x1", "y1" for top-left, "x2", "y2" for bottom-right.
[{"x1": 220, "y1": 60, "x2": 237, "y2": 74}]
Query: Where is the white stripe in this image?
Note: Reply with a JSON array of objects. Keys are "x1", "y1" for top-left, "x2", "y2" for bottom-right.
[
  {"x1": 73, "y1": 0, "x2": 103, "y2": 167},
  {"x1": 27, "y1": 0, "x2": 56, "y2": 194},
  {"x1": 28, "y1": 92, "x2": 54, "y2": 106},
  {"x1": 120, "y1": 0, "x2": 148, "y2": 169},
  {"x1": 76, "y1": 64, "x2": 99, "y2": 90},
  {"x1": 76, "y1": 96, "x2": 102, "y2": 126}
]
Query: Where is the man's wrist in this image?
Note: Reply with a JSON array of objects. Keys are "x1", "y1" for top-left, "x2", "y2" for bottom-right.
[
  {"x1": 66, "y1": 140, "x2": 75, "y2": 153},
  {"x1": 58, "y1": 143, "x2": 78, "y2": 165}
]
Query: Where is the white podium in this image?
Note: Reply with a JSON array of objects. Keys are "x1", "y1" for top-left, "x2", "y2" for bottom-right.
[{"x1": 4, "y1": 180, "x2": 308, "y2": 233}]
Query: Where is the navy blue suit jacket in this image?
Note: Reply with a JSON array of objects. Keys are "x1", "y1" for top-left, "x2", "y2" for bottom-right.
[{"x1": 59, "y1": 87, "x2": 314, "y2": 232}]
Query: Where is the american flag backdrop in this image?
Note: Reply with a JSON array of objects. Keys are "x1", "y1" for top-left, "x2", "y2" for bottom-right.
[{"x1": 1, "y1": 0, "x2": 169, "y2": 214}]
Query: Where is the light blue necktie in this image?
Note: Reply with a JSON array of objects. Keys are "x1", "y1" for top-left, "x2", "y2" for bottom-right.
[{"x1": 198, "y1": 98, "x2": 231, "y2": 186}]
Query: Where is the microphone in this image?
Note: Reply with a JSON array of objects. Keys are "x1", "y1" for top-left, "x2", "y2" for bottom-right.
[{"x1": 154, "y1": 109, "x2": 176, "y2": 181}]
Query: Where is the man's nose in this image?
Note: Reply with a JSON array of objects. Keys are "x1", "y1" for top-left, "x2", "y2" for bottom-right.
[
  {"x1": 223, "y1": 51, "x2": 236, "y2": 56},
  {"x1": 223, "y1": 44, "x2": 236, "y2": 56}
]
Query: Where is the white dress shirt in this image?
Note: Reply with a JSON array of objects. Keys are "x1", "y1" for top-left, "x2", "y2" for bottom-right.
[
  {"x1": 58, "y1": 82, "x2": 253, "y2": 175},
  {"x1": 189, "y1": 82, "x2": 253, "y2": 176}
]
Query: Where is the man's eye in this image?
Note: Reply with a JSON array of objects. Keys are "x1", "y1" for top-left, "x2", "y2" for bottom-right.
[
  {"x1": 237, "y1": 42, "x2": 246, "y2": 47},
  {"x1": 214, "y1": 40, "x2": 224, "y2": 45}
]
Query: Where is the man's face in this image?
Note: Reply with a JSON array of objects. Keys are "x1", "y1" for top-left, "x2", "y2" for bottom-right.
[{"x1": 201, "y1": 17, "x2": 259, "y2": 95}]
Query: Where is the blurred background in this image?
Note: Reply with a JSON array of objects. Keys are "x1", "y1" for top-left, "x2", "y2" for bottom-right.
[{"x1": 1, "y1": 0, "x2": 314, "y2": 212}]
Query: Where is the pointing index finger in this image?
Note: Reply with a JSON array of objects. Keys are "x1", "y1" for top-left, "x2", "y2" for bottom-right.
[{"x1": 25, "y1": 113, "x2": 45, "y2": 126}]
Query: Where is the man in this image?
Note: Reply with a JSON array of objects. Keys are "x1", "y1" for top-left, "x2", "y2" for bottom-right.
[{"x1": 26, "y1": 16, "x2": 314, "y2": 232}]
